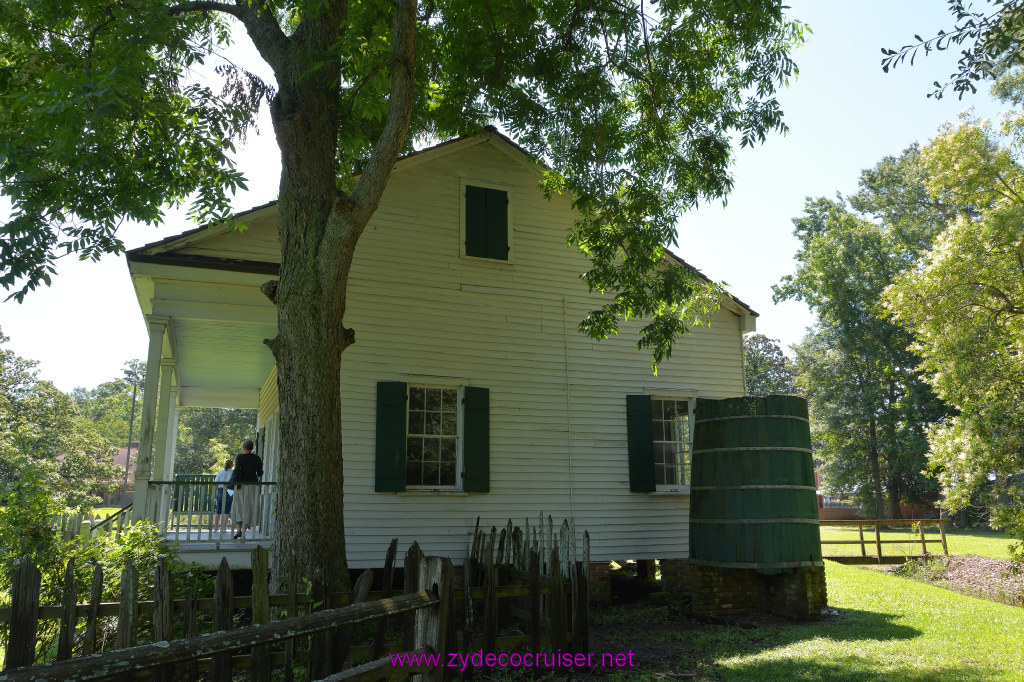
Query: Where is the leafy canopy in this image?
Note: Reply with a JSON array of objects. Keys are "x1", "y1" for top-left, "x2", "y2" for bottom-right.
[
  {"x1": 884, "y1": 103, "x2": 1024, "y2": 554},
  {"x1": 775, "y1": 149, "x2": 951, "y2": 516},
  {"x1": 742, "y1": 334, "x2": 797, "y2": 396},
  {"x1": 1, "y1": 0, "x2": 806, "y2": 362},
  {"x1": 883, "y1": 0, "x2": 1024, "y2": 99}
]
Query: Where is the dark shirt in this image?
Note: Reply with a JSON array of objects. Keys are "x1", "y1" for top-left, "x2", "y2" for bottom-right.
[{"x1": 231, "y1": 451, "x2": 264, "y2": 483}]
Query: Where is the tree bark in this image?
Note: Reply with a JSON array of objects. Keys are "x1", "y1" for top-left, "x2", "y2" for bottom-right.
[
  {"x1": 888, "y1": 476, "x2": 903, "y2": 520},
  {"x1": 238, "y1": 0, "x2": 418, "y2": 593},
  {"x1": 869, "y1": 418, "x2": 885, "y2": 519}
]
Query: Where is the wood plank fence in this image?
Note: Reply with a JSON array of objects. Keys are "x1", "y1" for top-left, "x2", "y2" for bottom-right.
[
  {"x1": 1, "y1": 516, "x2": 589, "y2": 681},
  {"x1": 821, "y1": 518, "x2": 950, "y2": 564}
]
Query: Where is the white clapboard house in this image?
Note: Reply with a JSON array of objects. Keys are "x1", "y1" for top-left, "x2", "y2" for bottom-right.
[{"x1": 125, "y1": 130, "x2": 757, "y2": 570}]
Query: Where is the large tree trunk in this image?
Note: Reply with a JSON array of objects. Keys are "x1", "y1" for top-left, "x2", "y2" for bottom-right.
[
  {"x1": 243, "y1": 0, "x2": 417, "y2": 594},
  {"x1": 262, "y1": 22, "x2": 352, "y2": 593},
  {"x1": 888, "y1": 477, "x2": 903, "y2": 520},
  {"x1": 869, "y1": 418, "x2": 885, "y2": 519}
]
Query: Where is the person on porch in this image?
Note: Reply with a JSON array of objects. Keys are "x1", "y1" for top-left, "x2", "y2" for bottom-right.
[
  {"x1": 231, "y1": 439, "x2": 263, "y2": 540},
  {"x1": 213, "y1": 458, "x2": 234, "y2": 530}
]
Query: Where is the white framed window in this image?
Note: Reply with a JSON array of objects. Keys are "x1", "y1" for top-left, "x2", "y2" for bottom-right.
[
  {"x1": 652, "y1": 397, "x2": 693, "y2": 489},
  {"x1": 406, "y1": 385, "x2": 461, "y2": 488}
]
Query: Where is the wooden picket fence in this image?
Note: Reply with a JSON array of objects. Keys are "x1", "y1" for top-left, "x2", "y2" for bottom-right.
[{"x1": 1, "y1": 517, "x2": 590, "y2": 681}]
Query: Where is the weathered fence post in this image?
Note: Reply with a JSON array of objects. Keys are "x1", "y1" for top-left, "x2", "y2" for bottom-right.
[
  {"x1": 152, "y1": 557, "x2": 174, "y2": 682},
  {"x1": 4, "y1": 557, "x2": 41, "y2": 671},
  {"x1": 212, "y1": 557, "x2": 234, "y2": 680},
  {"x1": 82, "y1": 563, "x2": 104, "y2": 656},
  {"x1": 483, "y1": 531, "x2": 496, "y2": 653},
  {"x1": 550, "y1": 550, "x2": 566, "y2": 651},
  {"x1": 56, "y1": 558, "x2": 77, "y2": 661},
  {"x1": 251, "y1": 546, "x2": 272, "y2": 682},
  {"x1": 414, "y1": 556, "x2": 453, "y2": 682},
  {"x1": 283, "y1": 552, "x2": 298, "y2": 682},
  {"x1": 404, "y1": 541, "x2": 422, "y2": 652},
  {"x1": 182, "y1": 578, "x2": 199, "y2": 681},
  {"x1": 529, "y1": 550, "x2": 541, "y2": 653},
  {"x1": 115, "y1": 558, "x2": 139, "y2": 650},
  {"x1": 373, "y1": 538, "x2": 399, "y2": 658}
]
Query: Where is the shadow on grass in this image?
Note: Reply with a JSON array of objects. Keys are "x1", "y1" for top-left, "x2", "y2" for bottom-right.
[{"x1": 716, "y1": 655, "x2": 1001, "y2": 682}]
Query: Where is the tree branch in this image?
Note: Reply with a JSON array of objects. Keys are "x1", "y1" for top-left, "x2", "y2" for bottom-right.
[
  {"x1": 234, "y1": 0, "x2": 290, "y2": 74},
  {"x1": 168, "y1": 1, "x2": 241, "y2": 17},
  {"x1": 347, "y1": 0, "x2": 417, "y2": 226}
]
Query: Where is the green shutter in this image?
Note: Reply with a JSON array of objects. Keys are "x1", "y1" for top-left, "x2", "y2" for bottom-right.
[
  {"x1": 485, "y1": 188, "x2": 509, "y2": 260},
  {"x1": 626, "y1": 394, "x2": 656, "y2": 492},
  {"x1": 463, "y1": 386, "x2": 490, "y2": 492},
  {"x1": 375, "y1": 381, "x2": 407, "y2": 492},
  {"x1": 465, "y1": 185, "x2": 487, "y2": 258}
]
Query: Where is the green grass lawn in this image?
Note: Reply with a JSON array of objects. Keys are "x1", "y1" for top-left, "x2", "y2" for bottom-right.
[
  {"x1": 698, "y1": 561, "x2": 1024, "y2": 681},
  {"x1": 89, "y1": 506, "x2": 123, "y2": 519},
  {"x1": 589, "y1": 559, "x2": 1024, "y2": 682},
  {"x1": 818, "y1": 524, "x2": 1016, "y2": 560}
]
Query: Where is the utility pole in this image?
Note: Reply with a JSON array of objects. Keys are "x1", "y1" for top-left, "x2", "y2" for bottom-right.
[{"x1": 121, "y1": 361, "x2": 144, "y2": 493}]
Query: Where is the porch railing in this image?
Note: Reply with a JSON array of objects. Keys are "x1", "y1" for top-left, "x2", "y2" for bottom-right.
[{"x1": 146, "y1": 480, "x2": 276, "y2": 545}]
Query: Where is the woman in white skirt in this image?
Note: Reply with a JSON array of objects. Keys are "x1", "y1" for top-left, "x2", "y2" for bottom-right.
[{"x1": 231, "y1": 439, "x2": 263, "y2": 540}]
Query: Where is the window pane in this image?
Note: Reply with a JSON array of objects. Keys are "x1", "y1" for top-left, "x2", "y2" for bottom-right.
[
  {"x1": 409, "y1": 411, "x2": 425, "y2": 435},
  {"x1": 424, "y1": 461, "x2": 440, "y2": 486},
  {"x1": 425, "y1": 388, "x2": 441, "y2": 411},
  {"x1": 407, "y1": 438, "x2": 423, "y2": 462},
  {"x1": 440, "y1": 437, "x2": 456, "y2": 462},
  {"x1": 654, "y1": 463, "x2": 666, "y2": 486},
  {"x1": 652, "y1": 420, "x2": 665, "y2": 442},
  {"x1": 442, "y1": 389, "x2": 457, "y2": 411},
  {"x1": 409, "y1": 387, "x2": 425, "y2": 411},
  {"x1": 440, "y1": 461, "x2": 456, "y2": 487},
  {"x1": 651, "y1": 399, "x2": 663, "y2": 420},
  {"x1": 426, "y1": 412, "x2": 441, "y2": 436},
  {"x1": 442, "y1": 412, "x2": 457, "y2": 435}
]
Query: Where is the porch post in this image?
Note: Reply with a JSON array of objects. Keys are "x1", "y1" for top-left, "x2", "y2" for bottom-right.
[
  {"x1": 158, "y1": 404, "x2": 180, "y2": 526},
  {"x1": 131, "y1": 316, "x2": 168, "y2": 523},
  {"x1": 150, "y1": 362, "x2": 177, "y2": 523}
]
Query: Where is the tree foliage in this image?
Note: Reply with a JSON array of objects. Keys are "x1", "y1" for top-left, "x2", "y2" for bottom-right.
[
  {"x1": 776, "y1": 148, "x2": 952, "y2": 518},
  {"x1": 175, "y1": 408, "x2": 256, "y2": 475},
  {"x1": 742, "y1": 333, "x2": 797, "y2": 396},
  {"x1": 1, "y1": 0, "x2": 806, "y2": 590},
  {"x1": 883, "y1": 0, "x2": 1024, "y2": 99},
  {"x1": 885, "y1": 104, "x2": 1024, "y2": 556},
  {"x1": 0, "y1": 328, "x2": 121, "y2": 512}
]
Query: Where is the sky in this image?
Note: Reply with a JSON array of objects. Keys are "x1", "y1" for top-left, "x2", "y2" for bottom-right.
[{"x1": 0, "y1": 1, "x2": 1010, "y2": 392}]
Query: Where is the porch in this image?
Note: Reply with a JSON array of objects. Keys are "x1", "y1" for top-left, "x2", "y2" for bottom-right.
[{"x1": 147, "y1": 480, "x2": 277, "y2": 569}]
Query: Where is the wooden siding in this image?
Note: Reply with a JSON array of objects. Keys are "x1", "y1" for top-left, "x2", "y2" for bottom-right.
[{"x1": 171, "y1": 139, "x2": 748, "y2": 566}]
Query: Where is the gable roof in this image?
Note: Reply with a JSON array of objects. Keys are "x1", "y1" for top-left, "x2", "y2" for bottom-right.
[{"x1": 127, "y1": 130, "x2": 757, "y2": 318}]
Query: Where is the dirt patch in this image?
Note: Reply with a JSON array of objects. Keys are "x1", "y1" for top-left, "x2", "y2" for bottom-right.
[{"x1": 891, "y1": 554, "x2": 1024, "y2": 606}]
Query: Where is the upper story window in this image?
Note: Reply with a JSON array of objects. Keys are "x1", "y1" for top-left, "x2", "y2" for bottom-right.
[{"x1": 464, "y1": 184, "x2": 509, "y2": 260}]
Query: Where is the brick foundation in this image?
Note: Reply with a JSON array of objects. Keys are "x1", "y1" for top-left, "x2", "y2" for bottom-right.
[
  {"x1": 660, "y1": 559, "x2": 689, "y2": 595},
  {"x1": 688, "y1": 563, "x2": 827, "y2": 620},
  {"x1": 588, "y1": 562, "x2": 612, "y2": 604}
]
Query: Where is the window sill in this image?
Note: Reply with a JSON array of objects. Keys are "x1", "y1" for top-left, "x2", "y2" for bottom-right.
[
  {"x1": 649, "y1": 488, "x2": 690, "y2": 496},
  {"x1": 398, "y1": 490, "x2": 469, "y2": 497}
]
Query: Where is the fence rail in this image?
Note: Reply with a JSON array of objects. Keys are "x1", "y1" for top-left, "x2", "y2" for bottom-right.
[
  {"x1": 820, "y1": 518, "x2": 949, "y2": 564},
  {"x1": 1, "y1": 515, "x2": 590, "y2": 681}
]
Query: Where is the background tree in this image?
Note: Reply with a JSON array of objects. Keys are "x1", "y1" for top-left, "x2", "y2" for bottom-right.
[
  {"x1": 885, "y1": 104, "x2": 1024, "y2": 556},
  {"x1": 175, "y1": 408, "x2": 256, "y2": 475},
  {"x1": 743, "y1": 333, "x2": 797, "y2": 395},
  {"x1": 1, "y1": 0, "x2": 805, "y2": 591},
  {"x1": 776, "y1": 148, "x2": 952, "y2": 518},
  {"x1": 883, "y1": 0, "x2": 1024, "y2": 99},
  {"x1": 0, "y1": 328, "x2": 121, "y2": 513}
]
